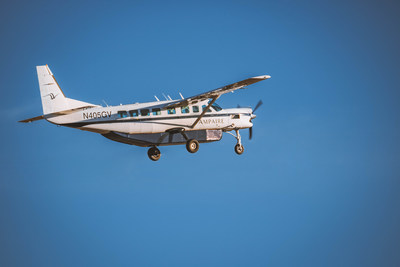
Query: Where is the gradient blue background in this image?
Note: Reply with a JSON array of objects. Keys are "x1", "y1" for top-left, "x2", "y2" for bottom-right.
[{"x1": 1, "y1": 0, "x2": 400, "y2": 266}]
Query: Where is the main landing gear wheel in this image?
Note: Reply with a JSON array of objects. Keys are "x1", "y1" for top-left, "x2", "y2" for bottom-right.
[
  {"x1": 186, "y1": 139, "x2": 200, "y2": 153},
  {"x1": 234, "y1": 144, "x2": 244, "y2": 155},
  {"x1": 148, "y1": 146, "x2": 161, "y2": 161}
]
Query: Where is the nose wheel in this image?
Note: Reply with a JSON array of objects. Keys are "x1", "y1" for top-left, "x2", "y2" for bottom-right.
[
  {"x1": 234, "y1": 143, "x2": 244, "y2": 155},
  {"x1": 148, "y1": 146, "x2": 161, "y2": 161},
  {"x1": 226, "y1": 129, "x2": 245, "y2": 155}
]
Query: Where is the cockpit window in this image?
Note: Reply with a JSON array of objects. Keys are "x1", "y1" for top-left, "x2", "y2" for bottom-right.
[
  {"x1": 211, "y1": 102, "x2": 222, "y2": 111},
  {"x1": 167, "y1": 108, "x2": 176, "y2": 115}
]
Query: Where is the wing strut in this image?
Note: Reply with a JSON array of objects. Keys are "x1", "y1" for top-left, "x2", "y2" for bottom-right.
[{"x1": 190, "y1": 96, "x2": 220, "y2": 128}]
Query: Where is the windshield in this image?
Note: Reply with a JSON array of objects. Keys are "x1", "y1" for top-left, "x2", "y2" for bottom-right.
[{"x1": 211, "y1": 102, "x2": 222, "y2": 112}]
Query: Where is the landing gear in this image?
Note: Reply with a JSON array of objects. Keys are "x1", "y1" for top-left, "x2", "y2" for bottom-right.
[
  {"x1": 166, "y1": 128, "x2": 199, "y2": 154},
  {"x1": 235, "y1": 144, "x2": 244, "y2": 155},
  {"x1": 226, "y1": 129, "x2": 245, "y2": 155},
  {"x1": 186, "y1": 139, "x2": 199, "y2": 153},
  {"x1": 147, "y1": 146, "x2": 161, "y2": 161}
]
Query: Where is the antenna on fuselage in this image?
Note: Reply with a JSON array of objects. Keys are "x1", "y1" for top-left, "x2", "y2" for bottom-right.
[
  {"x1": 102, "y1": 100, "x2": 109, "y2": 107},
  {"x1": 154, "y1": 95, "x2": 160, "y2": 101},
  {"x1": 167, "y1": 95, "x2": 172, "y2": 100},
  {"x1": 179, "y1": 92, "x2": 184, "y2": 99}
]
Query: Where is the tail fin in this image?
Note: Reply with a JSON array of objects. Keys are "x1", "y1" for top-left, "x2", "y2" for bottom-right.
[{"x1": 37, "y1": 65, "x2": 96, "y2": 115}]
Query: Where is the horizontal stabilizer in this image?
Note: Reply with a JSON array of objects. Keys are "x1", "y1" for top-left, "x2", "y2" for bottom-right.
[
  {"x1": 19, "y1": 115, "x2": 44, "y2": 123},
  {"x1": 18, "y1": 104, "x2": 98, "y2": 123}
]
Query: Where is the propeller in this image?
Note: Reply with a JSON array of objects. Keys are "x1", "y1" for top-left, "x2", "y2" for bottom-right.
[
  {"x1": 253, "y1": 100, "x2": 263, "y2": 113},
  {"x1": 249, "y1": 100, "x2": 263, "y2": 140}
]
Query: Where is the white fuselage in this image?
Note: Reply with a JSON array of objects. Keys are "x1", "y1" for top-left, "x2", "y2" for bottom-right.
[{"x1": 46, "y1": 99, "x2": 253, "y2": 134}]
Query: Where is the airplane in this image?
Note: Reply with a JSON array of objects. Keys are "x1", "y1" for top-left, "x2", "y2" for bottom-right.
[{"x1": 20, "y1": 65, "x2": 271, "y2": 161}]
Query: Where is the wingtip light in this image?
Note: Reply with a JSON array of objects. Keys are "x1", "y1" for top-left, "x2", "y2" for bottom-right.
[{"x1": 254, "y1": 75, "x2": 271, "y2": 80}]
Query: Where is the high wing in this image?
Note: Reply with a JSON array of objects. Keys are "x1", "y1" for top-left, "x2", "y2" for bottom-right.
[
  {"x1": 165, "y1": 75, "x2": 271, "y2": 109},
  {"x1": 163, "y1": 74, "x2": 271, "y2": 128}
]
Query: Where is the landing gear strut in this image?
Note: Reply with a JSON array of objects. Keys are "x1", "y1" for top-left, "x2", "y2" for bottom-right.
[
  {"x1": 227, "y1": 129, "x2": 245, "y2": 155},
  {"x1": 166, "y1": 128, "x2": 200, "y2": 154},
  {"x1": 147, "y1": 146, "x2": 161, "y2": 161}
]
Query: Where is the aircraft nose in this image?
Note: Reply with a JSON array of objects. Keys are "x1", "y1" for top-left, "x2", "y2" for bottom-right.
[{"x1": 251, "y1": 113, "x2": 257, "y2": 119}]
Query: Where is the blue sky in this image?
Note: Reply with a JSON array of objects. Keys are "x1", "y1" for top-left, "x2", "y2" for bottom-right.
[{"x1": 1, "y1": 0, "x2": 400, "y2": 266}]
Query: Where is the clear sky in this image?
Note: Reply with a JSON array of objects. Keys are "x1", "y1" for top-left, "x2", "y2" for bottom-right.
[{"x1": 1, "y1": 0, "x2": 400, "y2": 266}]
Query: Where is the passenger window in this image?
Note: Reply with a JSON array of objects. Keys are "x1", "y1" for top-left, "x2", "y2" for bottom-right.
[
  {"x1": 202, "y1": 105, "x2": 212, "y2": 113},
  {"x1": 181, "y1": 106, "x2": 190, "y2": 114},
  {"x1": 118, "y1": 111, "x2": 128, "y2": 118},
  {"x1": 152, "y1": 108, "x2": 161, "y2": 115},
  {"x1": 232, "y1": 114, "x2": 240, "y2": 119},
  {"x1": 192, "y1": 106, "x2": 199, "y2": 113},
  {"x1": 140, "y1": 109, "x2": 150, "y2": 116},
  {"x1": 129, "y1": 110, "x2": 138, "y2": 117},
  {"x1": 167, "y1": 108, "x2": 176, "y2": 115}
]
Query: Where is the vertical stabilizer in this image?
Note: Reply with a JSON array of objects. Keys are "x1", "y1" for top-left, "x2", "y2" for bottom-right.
[
  {"x1": 37, "y1": 65, "x2": 96, "y2": 114},
  {"x1": 37, "y1": 65, "x2": 69, "y2": 114}
]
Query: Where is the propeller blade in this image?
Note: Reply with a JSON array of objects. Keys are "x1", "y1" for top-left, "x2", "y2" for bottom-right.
[
  {"x1": 249, "y1": 127, "x2": 253, "y2": 140},
  {"x1": 253, "y1": 100, "x2": 263, "y2": 113}
]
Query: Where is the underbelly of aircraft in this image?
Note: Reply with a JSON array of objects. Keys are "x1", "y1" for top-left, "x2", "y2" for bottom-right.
[{"x1": 102, "y1": 129, "x2": 223, "y2": 147}]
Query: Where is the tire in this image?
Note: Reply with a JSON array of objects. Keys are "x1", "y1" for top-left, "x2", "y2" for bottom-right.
[
  {"x1": 186, "y1": 139, "x2": 200, "y2": 153},
  {"x1": 148, "y1": 146, "x2": 161, "y2": 161},
  {"x1": 234, "y1": 144, "x2": 244, "y2": 155}
]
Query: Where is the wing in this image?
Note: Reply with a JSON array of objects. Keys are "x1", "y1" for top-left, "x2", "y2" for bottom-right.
[{"x1": 165, "y1": 75, "x2": 271, "y2": 108}]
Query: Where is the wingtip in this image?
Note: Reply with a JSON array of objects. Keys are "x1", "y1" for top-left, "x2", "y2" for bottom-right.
[{"x1": 254, "y1": 75, "x2": 271, "y2": 80}]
